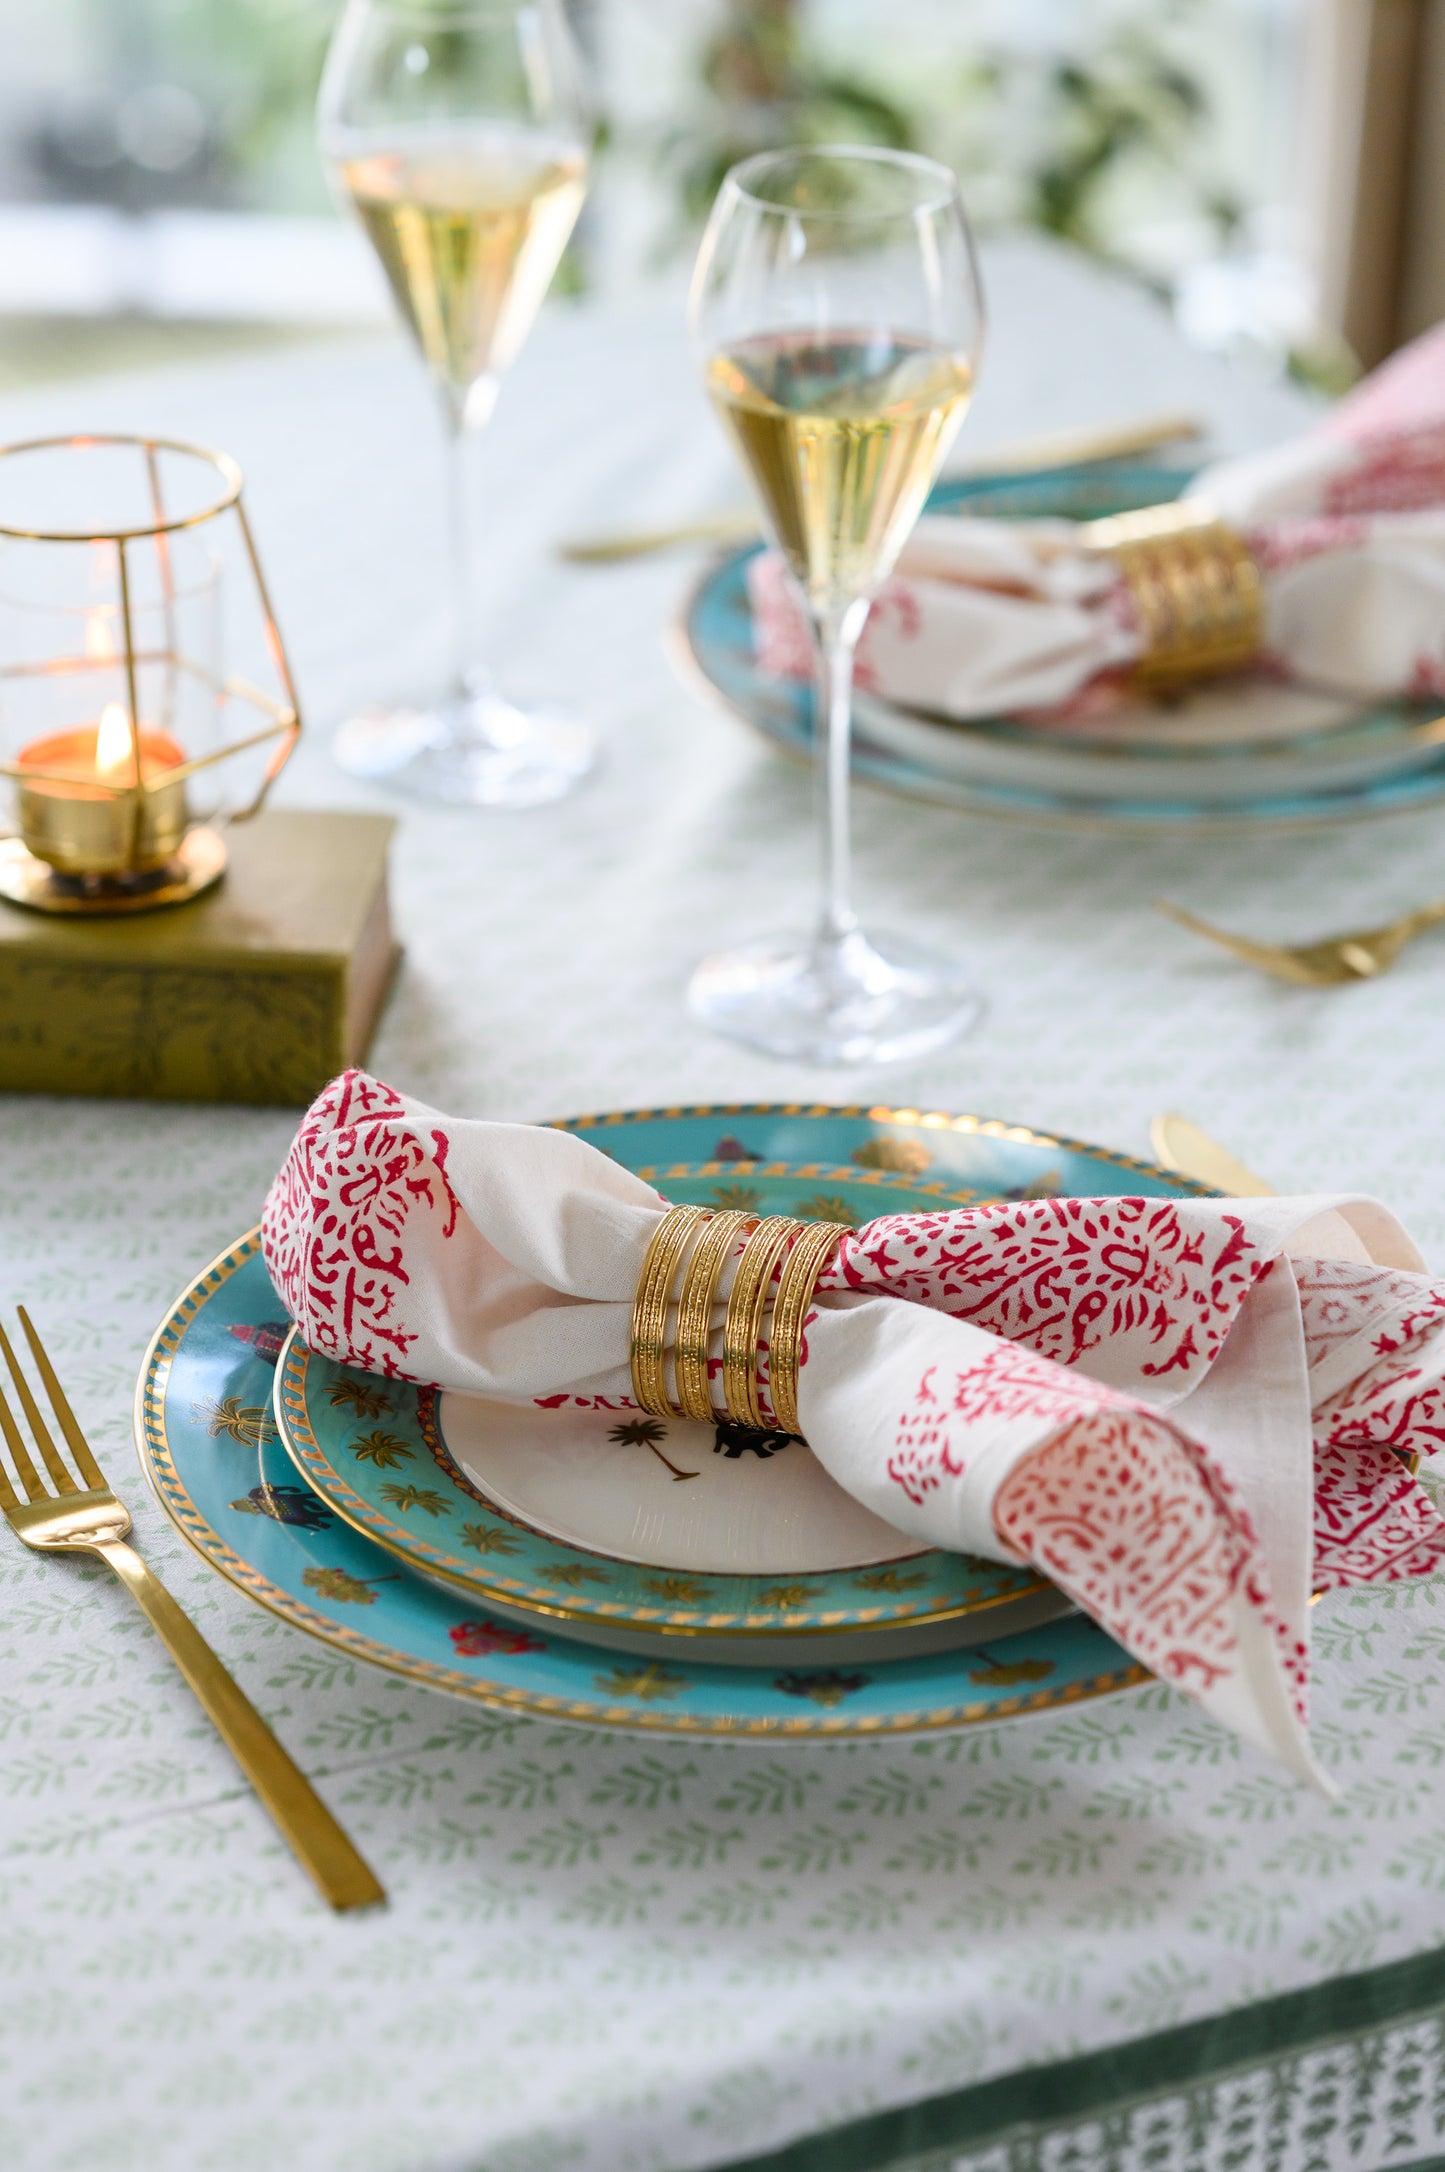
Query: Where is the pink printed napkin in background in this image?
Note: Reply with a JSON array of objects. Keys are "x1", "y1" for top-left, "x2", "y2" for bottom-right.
[
  {"x1": 263, "y1": 1072, "x2": 1445, "y2": 1789},
  {"x1": 750, "y1": 319, "x2": 1445, "y2": 723}
]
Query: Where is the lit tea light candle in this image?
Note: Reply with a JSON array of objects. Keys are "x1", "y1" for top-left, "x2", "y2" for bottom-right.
[{"x1": 14, "y1": 703, "x2": 189, "y2": 876}]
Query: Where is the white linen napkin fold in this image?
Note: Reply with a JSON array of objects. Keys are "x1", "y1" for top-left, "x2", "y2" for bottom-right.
[
  {"x1": 749, "y1": 319, "x2": 1445, "y2": 721},
  {"x1": 263, "y1": 1072, "x2": 1445, "y2": 1787}
]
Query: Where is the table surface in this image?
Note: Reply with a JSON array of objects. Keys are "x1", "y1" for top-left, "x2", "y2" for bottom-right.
[{"x1": 3, "y1": 236, "x2": 1445, "y2": 2172}]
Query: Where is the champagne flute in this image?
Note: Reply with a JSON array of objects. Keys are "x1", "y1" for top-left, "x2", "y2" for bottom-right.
[
  {"x1": 689, "y1": 147, "x2": 986, "y2": 1064},
  {"x1": 319, "y1": 0, "x2": 593, "y2": 807}
]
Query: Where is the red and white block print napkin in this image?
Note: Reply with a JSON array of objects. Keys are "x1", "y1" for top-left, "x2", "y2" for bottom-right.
[
  {"x1": 263, "y1": 1072, "x2": 1445, "y2": 1786},
  {"x1": 750, "y1": 318, "x2": 1445, "y2": 720}
]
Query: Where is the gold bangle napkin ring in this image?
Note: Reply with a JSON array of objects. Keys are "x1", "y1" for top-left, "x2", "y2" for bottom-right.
[
  {"x1": 1082, "y1": 501, "x2": 1263, "y2": 689},
  {"x1": 630, "y1": 1206, "x2": 846, "y2": 1436}
]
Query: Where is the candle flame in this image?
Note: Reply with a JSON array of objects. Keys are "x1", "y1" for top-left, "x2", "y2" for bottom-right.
[
  {"x1": 84, "y1": 607, "x2": 115, "y2": 663},
  {"x1": 95, "y1": 703, "x2": 135, "y2": 780}
]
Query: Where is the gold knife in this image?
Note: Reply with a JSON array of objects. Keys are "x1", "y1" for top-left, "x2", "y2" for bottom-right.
[
  {"x1": 557, "y1": 410, "x2": 1205, "y2": 564},
  {"x1": 1150, "y1": 1113, "x2": 1274, "y2": 1196}
]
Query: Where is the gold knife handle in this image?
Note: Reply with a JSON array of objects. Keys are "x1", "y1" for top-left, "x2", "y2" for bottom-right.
[{"x1": 94, "y1": 1536, "x2": 385, "y2": 1912}]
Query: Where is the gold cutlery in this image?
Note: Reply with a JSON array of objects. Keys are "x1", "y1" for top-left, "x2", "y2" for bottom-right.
[
  {"x1": 1159, "y1": 897, "x2": 1445, "y2": 987},
  {"x1": 1149, "y1": 1113, "x2": 1273, "y2": 1196},
  {"x1": 0, "y1": 1308, "x2": 385, "y2": 1913},
  {"x1": 558, "y1": 410, "x2": 1205, "y2": 564}
]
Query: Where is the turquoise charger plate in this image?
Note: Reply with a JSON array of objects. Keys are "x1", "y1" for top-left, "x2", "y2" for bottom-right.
[
  {"x1": 272, "y1": 1163, "x2": 1067, "y2": 1665},
  {"x1": 132, "y1": 1106, "x2": 1203, "y2": 1736},
  {"x1": 677, "y1": 463, "x2": 1445, "y2": 832}
]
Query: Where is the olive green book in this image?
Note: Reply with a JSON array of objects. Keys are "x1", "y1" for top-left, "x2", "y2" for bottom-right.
[{"x1": 0, "y1": 810, "x2": 401, "y2": 1105}]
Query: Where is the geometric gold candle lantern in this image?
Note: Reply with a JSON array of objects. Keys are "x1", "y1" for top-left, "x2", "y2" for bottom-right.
[{"x1": 0, "y1": 434, "x2": 300, "y2": 914}]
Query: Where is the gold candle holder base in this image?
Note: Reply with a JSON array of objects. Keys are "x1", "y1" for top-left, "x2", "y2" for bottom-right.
[{"x1": 0, "y1": 825, "x2": 227, "y2": 916}]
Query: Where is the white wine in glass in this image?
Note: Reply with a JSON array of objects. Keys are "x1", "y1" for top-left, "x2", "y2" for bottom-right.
[
  {"x1": 705, "y1": 332, "x2": 974, "y2": 615},
  {"x1": 689, "y1": 149, "x2": 985, "y2": 1066},
  {"x1": 320, "y1": 0, "x2": 593, "y2": 807}
]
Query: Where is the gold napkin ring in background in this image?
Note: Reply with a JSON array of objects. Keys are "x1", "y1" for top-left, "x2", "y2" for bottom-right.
[
  {"x1": 1082, "y1": 501, "x2": 1263, "y2": 689},
  {"x1": 722, "y1": 1217, "x2": 803, "y2": 1430},
  {"x1": 768, "y1": 1221, "x2": 847, "y2": 1438},
  {"x1": 630, "y1": 1205, "x2": 709, "y2": 1419},
  {"x1": 674, "y1": 1210, "x2": 754, "y2": 1424}
]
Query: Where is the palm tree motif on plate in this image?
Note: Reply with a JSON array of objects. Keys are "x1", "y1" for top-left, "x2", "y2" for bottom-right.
[
  {"x1": 348, "y1": 1430, "x2": 414, "y2": 1469},
  {"x1": 608, "y1": 1416, "x2": 697, "y2": 1482},
  {"x1": 194, "y1": 1395, "x2": 272, "y2": 1446},
  {"x1": 326, "y1": 1378, "x2": 393, "y2": 1418}
]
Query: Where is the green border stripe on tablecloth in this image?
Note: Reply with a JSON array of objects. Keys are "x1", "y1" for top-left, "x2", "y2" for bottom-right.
[{"x1": 712, "y1": 1943, "x2": 1445, "y2": 2172}]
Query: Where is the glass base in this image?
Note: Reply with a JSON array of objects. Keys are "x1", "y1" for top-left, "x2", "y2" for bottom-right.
[
  {"x1": 687, "y1": 925, "x2": 983, "y2": 1067},
  {"x1": 332, "y1": 688, "x2": 595, "y2": 809}
]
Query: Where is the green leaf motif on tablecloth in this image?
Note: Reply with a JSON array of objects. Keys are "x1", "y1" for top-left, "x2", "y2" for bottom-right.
[
  {"x1": 1190, "y1": 1881, "x2": 1299, "y2": 1948},
  {"x1": 558, "y1": 1877, "x2": 660, "y2": 1928},
  {"x1": 1312, "y1": 1613, "x2": 1386, "y2": 1663},
  {"x1": 591, "y1": 1758, "x2": 698, "y2": 1811},
  {"x1": 1207, "y1": 1775, "x2": 1303, "y2": 1823},
  {"x1": 348, "y1": 1431, "x2": 414, "y2": 1469},
  {"x1": 882, "y1": 1829, "x2": 992, "y2": 1877},
  {"x1": 57, "y1": 1696, "x2": 158, "y2": 1742},
  {"x1": 1, "y1": 1753, "x2": 80, "y2": 1797},
  {"x1": 835, "y1": 1768, "x2": 943, "y2": 1819},
  {"x1": 1104, "y1": 1956, "x2": 1210, "y2": 2032},
  {"x1": 264, "y1": 1649, "x2": 360, "y2": 1693},
  {"x1": 1336, "y1": 1773, "x2": 1435, "y2": 1821},
  {"x1": 682, "y1": 1881, "x2": 788, "y2": 1929},
  {"x1": 1030, "y1": 1716, "x2": 1136, "y2": 1765},
  {"x1": 1081, "y1": 1774, "x2": 1188, "y2": 1821},
  {"x1": 712, "y1": 1763, "x2": 817, "y2": 1815},
  {"x1": 511, "y1": 1819, "x2": 618, "y2": 1869},
  {"x1": 0, "y1": 1696, "x2": 35, "y2": 1741},
  {"x1": 989, "y1": 1947, "x2": 1098, "y2": 2006},
  {"x1": 24, "y1": 1650, "x2": 125, "y2": 1691},
  {"x1": 466, "y1": 1760, "x2": 575, "y2": 1811},
  {"x1": 1342, "y1": 1669, "x2": 1440, "y2": 1715},
  {"x1": 377, "y1": 1482, "x2": 451, "y2": 1517},
  {"x1": 1262, "y1": 1827, "x2": 1365, "y2": 1877},
  {"x1": 425, "y1": 1875, "x2": 533, "y2": 1924},
  {"x1": 1152, "y1": 1720, "x2": 1244, "y2": 1766},
  {"x1": 1397, "y1": 1723, "x2": 1445, "y2": 1767},
  {"x1": 341, "y1": 1763, "x2": 454, "y2": 1810},
  {"x1": 634, "y1": 1822, "x2": 745, "y2": 1871},
  {"x1": 961, "y1": 1774, "x2": 1063, "y2": 1821},
  {"x1": 394, "y1": 1819, "x2": 494, "y2": 1866},
  {"x1": 1302, "y1": 1898, "x2": 1402, "y2": 1973},
  {"x1": 758, "y1": 1824, "x2": 868, "y2": 1875},
  {"x1": 305, "y1": 1705, "x2": 413, "y2": 1754},
  {"x1": 898, "y1": 2014, "x2": 992, "y2": 2090},
  {"x1": 1012, "y1": 1828, "x2": 1116, "y2": 1879},
  {"x1": 1386, "y1": 1831, "x2": 1445, "y2": 1889},
  {"x1": 96, "y1": 1758, "x2": 191, "y2": 1803},
  {"x1": 419, "y1": 1709, "x2": 527, "y2": 1755},
  {"x1": 809, "y1": 1884, "x2": 914, "y2": 1936},
  {"x1": 1063, "y1": 1885, "x2": 1169, "y2": 1932}
]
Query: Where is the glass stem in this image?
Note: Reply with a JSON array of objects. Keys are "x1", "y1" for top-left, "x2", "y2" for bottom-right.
[
  {"x1": 442, "y1": 405, "x2": 476, "y2": 705},
  {"x1": 809, "y1": 598, "x2": 869, "y2": 963}
]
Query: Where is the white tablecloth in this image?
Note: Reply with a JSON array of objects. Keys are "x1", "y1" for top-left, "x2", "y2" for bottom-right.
[{"x1": 3, "y1": 237, "x2": 1445, "y2": 2172}]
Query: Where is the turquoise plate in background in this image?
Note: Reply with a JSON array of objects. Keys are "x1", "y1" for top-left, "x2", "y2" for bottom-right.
[{"x1": 676, "y1": 464, "x2": 1445, "y2": 832}]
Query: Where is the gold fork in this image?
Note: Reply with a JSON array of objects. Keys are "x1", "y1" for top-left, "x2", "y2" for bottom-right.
[
  {"x1": 1158, "y1": 897, "x2": 1445, "y2": 987},
  {"x1": 0, "y1": 1308, "x2": 384, "y2": 1912}
]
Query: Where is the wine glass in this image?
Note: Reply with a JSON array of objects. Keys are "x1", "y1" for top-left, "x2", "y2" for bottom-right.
[
  {"x1": 689, "y1": 147, "x2": 986, "y2": 1064},
  {"x1": 319, "y1": 0, "x2": 593, "y2": 807}
]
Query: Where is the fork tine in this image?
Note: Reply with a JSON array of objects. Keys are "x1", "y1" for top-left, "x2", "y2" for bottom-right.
[
  {"x1": 0, "y1": 1354, "x2": 47, "y2": 1502},
  {"x1": 0, "y1": 1390, "x2": 21, "y2": 1515},
  {"x1": 18, "y1": 1308, "x2": 106, "y2": 1491},
  {"x1": 0, "y1": 1321, "x2": 77, "y2": 1495}
]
